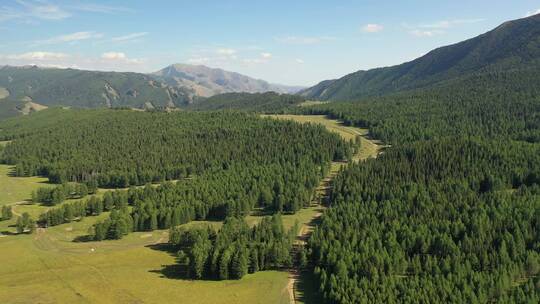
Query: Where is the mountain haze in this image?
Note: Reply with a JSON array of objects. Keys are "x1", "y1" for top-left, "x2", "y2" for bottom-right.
[
  {"x1": 301, "y1": 13, "x2": 540, "y2": 101},
  {"x1": 153, "y1": 64, "x2": 304, "y2": 98}
]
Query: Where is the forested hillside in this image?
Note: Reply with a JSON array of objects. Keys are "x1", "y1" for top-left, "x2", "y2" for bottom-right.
[
  {"x1": 303, "y1": 68, "x2": 540, "y2": 144},
  {"x1": 0, "y1": 99, "x2": 26, "y2": 120},
  {"x1": 187, "y1": 92, "x2": 305, "y2": 112},
  {"x1": 301, "y1": 13, "x2": 540, "y2": 101},
  {"x1": 0, "y1": 66, "x2": 190, "y2": 113},
  {"x1": 301, "y1": 66, "x2": 540, "y2": 302}
]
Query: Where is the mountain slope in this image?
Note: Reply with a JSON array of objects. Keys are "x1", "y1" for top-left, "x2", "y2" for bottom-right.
[
  {"x1": 153, "y1": 64, "x2": 304, "y2": 98},
  {"x1": 0, "y1": 66, "x2": 190, "y2": 112},
  {"x1": 301, "y1": 13, "x2": 540, "y2": 101}
]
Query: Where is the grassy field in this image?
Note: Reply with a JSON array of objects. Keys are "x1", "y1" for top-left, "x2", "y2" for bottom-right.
[
  {"x1": 297, "y1": 101, "x2": 329, "y2": 107},
  {"x1": 0, "y1": 170, "x2": 310, "y2": 304},
  {"x1": 0, "y1": 217, "x2": 290, "y2": 304}
]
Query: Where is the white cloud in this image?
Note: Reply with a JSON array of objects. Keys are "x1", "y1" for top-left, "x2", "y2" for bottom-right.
[
  {"x1": 0, "y1": 1, "x2": 132, "y2": 23},
  {"x1": 362, "y1": 24, "x2": 384, "y2": 33},
  {"x1": 405, "y1": 18, "x2": 484, "y2": 38},
  {"x1": 101, "y1": 52, "x2": 126, "y2": 60},
  {"x1": 100, "y1": 52, "x2": 143, "y2": 64},
  {"x1": 275, "y1": 36, "x2": 336, "y2": 45},
  {"x1": 295, "y1": 59, "x2": 305, "y2": 64},
  {"x1": 409, "y1": 30, "x2": 444, "y2": 37},
  {"x1": 17, "y1": 0, "x2": 71, "y2": 20},
  {"x1": 525, "y1": 9, "x2": 540, "y2": 17},
  {"x1": 243, "y1": 58, "x2": 265, "y2": 64},
  {"x1": 419, "y1": 18, "x2": 485, "y2": 29},
  {"x1": 0, "y1": 51, "x2": 147, "y2": 72},
  {"x1": 0, "y1": 0, "x2": 70, "y2": 22},
  {"x1": 187, "y1": 57, "x2": 211, "y2": 65},
  {"x1": 216, "y1": 48, "x2": 237, "y2": 55},
  {"x1": 35, "y1": 31, "x2": 103, "y2": 45},
  {"x1": 4, "y1": 51, "x2": 69, "y2": 60},
  {"x1": 112, "y1": 32, "x2": 148, "y2": 42},
  {"x1": 185, "y1": 47, "x2": 273, "y2": 67},
  {"x1": 70, "y1": 4, "x2": 134, "y2": 14},
  {"x1": 243, "y1": 52, "x2": 274, "y2": 65}
]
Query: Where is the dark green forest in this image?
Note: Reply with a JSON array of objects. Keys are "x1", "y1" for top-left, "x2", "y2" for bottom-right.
[
  {"x1": 1, "y1": 110, "x2": 350, "y2": 188},
  {"x1": 301, "y1": 69, "x2": 540, "y2": 303},
  {"x1": 187, "y1": 92, "x2": 305, "y2": 112}
]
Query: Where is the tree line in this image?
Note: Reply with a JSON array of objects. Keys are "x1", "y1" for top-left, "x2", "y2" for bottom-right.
[{"x1": 32, "y1": 182, "x2": 96, "y2": 206}]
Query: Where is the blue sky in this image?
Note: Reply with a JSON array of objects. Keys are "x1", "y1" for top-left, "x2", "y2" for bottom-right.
[{"x1": 1, "y1": 0, "x2": 539, "y2": 86}]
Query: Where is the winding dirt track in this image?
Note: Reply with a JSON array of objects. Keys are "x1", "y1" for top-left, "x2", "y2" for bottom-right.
[
  {"x1": 6, "y1": 201, "x2": 25, "y2": 217},
  {"x1": 268, "y1": 115, "x2": 385, "y2": 304}
]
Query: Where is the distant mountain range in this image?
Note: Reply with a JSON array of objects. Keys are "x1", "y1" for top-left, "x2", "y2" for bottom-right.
[
  {"x1": 153, "y1": 64, "x2": 304, "y2": 98},
  {"x1": 0, "y1": 64, "x2": 304, "y2": 119},
  {"x1": 301, "y1": 13, "x2": 540, "y2": 101},
  {"x1": 1, "y1": 14, "x2": 539, "y2": 118}
]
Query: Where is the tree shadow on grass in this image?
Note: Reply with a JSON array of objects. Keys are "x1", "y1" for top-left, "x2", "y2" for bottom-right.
[
  {"x1": 146, "y1": 242, "x2": 191, "y2": 280},
  {"x1": 148, "y1": 264, "x2": 189, "y2": 280},
  {"x1": 249, "y1": 208, "x2": 275, "y2": 217},
  {"x1": 296, "y1": 268, "x2": 324, "y2": 304},
  {"x1": 0, "y1": 230, "x2": 17, "y2": 236},
  {"x1": 72, "y1": 235, "x2": 94, "y2": 243},
  {"x1": 145, "y1": 243, "x2": 231, "y2": 281},
  {"x1": 5, "y1": 167, "x2": 53, "y2": 183}
]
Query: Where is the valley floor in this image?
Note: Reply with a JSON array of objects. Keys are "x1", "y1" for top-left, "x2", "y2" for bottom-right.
[{"x1": 0, "y1": 115, "x2": 381, "y2": 304}]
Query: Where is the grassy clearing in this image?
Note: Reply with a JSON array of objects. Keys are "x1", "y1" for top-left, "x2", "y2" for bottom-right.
[
  {"x1": 297, "y1": 101, "x2": 329, "y2": 107},
  {"x1": 0, "y1": 164, "x2": 52, "y2": 207},
  {"x1": 0, "y1": 163, "x2": 121, "y2": 234},
  {"x1": 246, "y1": 205, "x2": 323, "y2": 232}
]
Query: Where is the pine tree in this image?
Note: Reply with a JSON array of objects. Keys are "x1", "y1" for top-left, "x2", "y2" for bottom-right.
[
  {"x1": 231, "y1": 246, "x2": 248, "y2": 279},
  {"x1": 150, "y1": 212, "x2": 158, "y2": 231},
  {"x1": 219, "y1": 247, "x2": 233, "y2": 280},
  {"x1": 16, "y1": 217, "x2": 24, "y2": 234},
  {"x1": 1, "y1": 206, "x2": 12, "y2": 220},
  {"x1": 250, "y1": 248, "x2": 259, "y2": 273}
]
